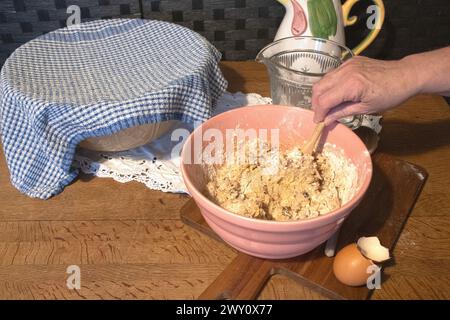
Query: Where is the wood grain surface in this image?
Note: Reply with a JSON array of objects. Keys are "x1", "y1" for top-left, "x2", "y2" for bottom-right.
[{"x1": 0, "y1": 61, "x2": 449, "y2": 299}]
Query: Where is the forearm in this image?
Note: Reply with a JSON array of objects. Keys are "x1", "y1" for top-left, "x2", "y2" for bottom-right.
[{"x1": 401, "y1": 47, "x2": 450, "y2": 96}]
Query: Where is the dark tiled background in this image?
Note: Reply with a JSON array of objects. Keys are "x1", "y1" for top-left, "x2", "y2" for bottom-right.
[{"x1": 0, "y1": 0, "x2": 449, "y2": 65}]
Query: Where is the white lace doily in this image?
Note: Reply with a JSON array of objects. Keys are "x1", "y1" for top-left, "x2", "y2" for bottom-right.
[{"x1": 73, "y1": 92, "x2": 381, "y2": 193}]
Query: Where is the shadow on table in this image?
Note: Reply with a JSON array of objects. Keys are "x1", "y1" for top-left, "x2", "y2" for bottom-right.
[
  {"x1": 77, "y1": 172, "x2": 96, "y2": 183},
  {"x1": 378, "y1": 118, "x2": 450, "y2": 156},
  {"x1": 337, "y1": 159, "x2": 394, "y2": 251}
]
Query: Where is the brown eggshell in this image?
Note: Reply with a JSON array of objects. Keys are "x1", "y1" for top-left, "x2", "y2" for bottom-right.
[{"x1": 333, "y1": 243, "x2": 374, "y2": 287}]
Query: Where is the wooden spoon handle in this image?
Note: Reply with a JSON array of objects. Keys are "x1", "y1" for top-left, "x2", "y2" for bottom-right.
[
  {"x1": 198, "y1": 254, "x2": 274, "y2": 300},
  {"x1": 302, "y1": 122, "x2": 325, "y2": 155}
]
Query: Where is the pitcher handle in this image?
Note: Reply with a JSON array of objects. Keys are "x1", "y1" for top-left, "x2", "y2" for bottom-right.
[{"x1": 342, "y1": 0, "x2": 385, "y2": 55}]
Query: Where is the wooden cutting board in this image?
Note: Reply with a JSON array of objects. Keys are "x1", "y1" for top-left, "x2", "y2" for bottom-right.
[{"x1": 180, "y1": 153, "x2": 428, "y2": 300}]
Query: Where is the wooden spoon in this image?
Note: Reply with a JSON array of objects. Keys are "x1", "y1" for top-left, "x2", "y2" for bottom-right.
[
  {"x1": 301, "y1": 121, "x2": 337, "y2": 257},
  {"x1": 301, "y1": 121, "x2": 325, "y2": 155}
]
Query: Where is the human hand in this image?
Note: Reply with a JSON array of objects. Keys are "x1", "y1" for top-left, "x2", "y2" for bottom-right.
[{"x1": 312, "y1": 56, "x2": 420, "y2": 125}]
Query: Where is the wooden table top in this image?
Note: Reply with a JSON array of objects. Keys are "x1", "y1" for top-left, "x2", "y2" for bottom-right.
[{"x1": 0, "y1": 61, "x2": 449, "y2": 300}]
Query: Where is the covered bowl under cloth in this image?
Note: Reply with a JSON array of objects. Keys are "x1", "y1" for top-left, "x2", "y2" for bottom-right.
[{"x1": 0, "y1": 19, "x2": 227, "y2": 199}]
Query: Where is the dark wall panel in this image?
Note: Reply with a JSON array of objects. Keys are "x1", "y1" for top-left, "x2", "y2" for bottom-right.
[{"x1": 0, "y1": 0, "x2": 449, "y2": 66}]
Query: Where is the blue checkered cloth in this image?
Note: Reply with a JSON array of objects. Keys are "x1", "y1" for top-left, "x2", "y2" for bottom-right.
[{"x1": 0, "y1": 19, "x2": 227, "y2": 199}]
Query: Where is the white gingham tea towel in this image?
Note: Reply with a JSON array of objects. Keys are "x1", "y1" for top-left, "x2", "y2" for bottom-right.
[{"x1": 0, "y1": 19, "x2": 227, "y2": 199}]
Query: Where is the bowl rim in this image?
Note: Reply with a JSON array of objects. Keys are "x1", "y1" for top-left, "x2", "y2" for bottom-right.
[{"x1": 180, "y1": 105, "x2": 373, "y2": 231}]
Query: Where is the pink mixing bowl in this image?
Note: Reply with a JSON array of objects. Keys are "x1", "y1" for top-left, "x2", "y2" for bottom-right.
[{"x1": 180, "y1": 105, "x2": 372, "y2": 259}]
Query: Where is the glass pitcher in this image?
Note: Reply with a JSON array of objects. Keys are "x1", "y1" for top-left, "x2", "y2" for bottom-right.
[{"x1": 256, "y1": 36, "x2": 362, "y2": 129}]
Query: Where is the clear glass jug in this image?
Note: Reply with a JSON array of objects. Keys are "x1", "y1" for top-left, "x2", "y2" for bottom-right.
[{"x1": 256, "y1": 36, "x2": 362, "y2": 129}]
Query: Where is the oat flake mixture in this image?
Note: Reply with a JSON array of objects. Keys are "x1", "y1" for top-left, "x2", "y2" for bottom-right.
[{"x1": 204, "y1": 140, "x2": 357, "y2": 221}]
